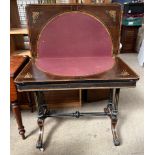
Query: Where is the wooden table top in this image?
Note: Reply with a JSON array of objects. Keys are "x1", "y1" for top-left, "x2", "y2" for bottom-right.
[{"x1": 15, "y1": 57, "x2": 139, "y2": 91}]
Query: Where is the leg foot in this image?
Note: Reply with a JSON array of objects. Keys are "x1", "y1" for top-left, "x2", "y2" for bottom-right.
[
  {"x1": 34, "y1": 92, "x2": 47, "y2": 151},
  {"x1": 106, "y1": 88, "x2": 120, "y2": 146},
  {"x1": 19, "y1": 128, "x2": 26, "y2": 139},
  {"x1": 114, "y1": 138, "x2": 120, "y2": 146},
  {"x1": 40, "y1": 148, "x2": 45, "y2": 152},
  {"x1": 36, "y1": 141, "x2": 44, "y2": 152},
  {"x1": 111, "y1": 119, "x2": 120, "y2": 146},
  {"x1": 36, "y1": 118, "x2": 44, "y2": 151},
  {"x1": 11, "y1": 101, "x2": 26, "y2": 139}
]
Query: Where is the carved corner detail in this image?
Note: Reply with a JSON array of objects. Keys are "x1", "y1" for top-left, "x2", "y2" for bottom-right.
[
  {"x1": 120, "y1": 70, "x2": 130, "y2": 76},
  {"x1": 105, "y1": 10, "x2": 116, "y2": 22},
  {"x1": 32, "y1": 12, "x2": 40, "y2": 24},
  {"x1": 24, "y1": 72, "x2": 32, "y2": 79}
]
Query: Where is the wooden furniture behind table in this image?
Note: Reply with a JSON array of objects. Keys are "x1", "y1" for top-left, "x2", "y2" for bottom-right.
[
  {"x1": 10, "y1": 55, "x2": 30, "y2": 139},
  {"x1": 121, "y1": 25, "x2": 140, "y2": 53},
  {"x1": 15, "y1": 4, "x2": 139, "y2": 151}
]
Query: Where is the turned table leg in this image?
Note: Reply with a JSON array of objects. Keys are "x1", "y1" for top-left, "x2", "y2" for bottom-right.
[
  {"x1": 11, "y1": 101, "x2": 26, "y2": 139},
  {"x1": 104, "y1": 88, "x2": 120, "y2": 146},
  {"x1": 34, "y1": 91, "x2": 47, "y2": 151},
  {"x1": 111, "y1": 116, "x2": 120, "y2": 146},
  {"x1": 111, "y1": 88, "x2": 120, "y2": 146},
  {"x1": 36, "y1": 118, "x2": 45, "y2": 151}
]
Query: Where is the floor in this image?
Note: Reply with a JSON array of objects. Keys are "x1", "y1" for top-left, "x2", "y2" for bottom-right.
[{"x1": 10, "y1": 54, "x2": 144, "y2": 155}]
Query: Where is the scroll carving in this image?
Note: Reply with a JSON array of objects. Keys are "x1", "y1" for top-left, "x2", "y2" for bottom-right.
[
  {"x1": 32, "y1": 12, "x2": 40, "y2": 24},
  {"x1": 105, "y1": 10, "x2": 116, "y2": 22},
  {"x1": 120, "y1": 69, "x2": 130, "y2": 76},
  {"x1": 24, "y1": 72, "x2": 32, "y2": 78}
]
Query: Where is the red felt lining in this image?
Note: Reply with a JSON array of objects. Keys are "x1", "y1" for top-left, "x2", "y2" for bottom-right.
[
  {"x1": 36, "y1": 12, "x2": 114, "y2": 77},
  {"x1": 36, "y1": 57, "x2": 115, "y2": 77}
]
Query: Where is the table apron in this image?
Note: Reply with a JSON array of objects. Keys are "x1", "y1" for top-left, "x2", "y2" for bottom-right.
[{"x1": 16, "y1": 80, "x2": 137, "y2": 92}]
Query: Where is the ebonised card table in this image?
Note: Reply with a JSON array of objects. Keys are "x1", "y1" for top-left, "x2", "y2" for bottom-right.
[
  {"x1": 15, "y1": 57, "x2": 139, "y2": 151},
  {"x1": 14, "y1": 4, "x2": 139, "y2": 151}
]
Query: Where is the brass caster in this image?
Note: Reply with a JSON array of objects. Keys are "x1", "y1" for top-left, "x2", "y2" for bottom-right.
[
  {"x1": 39, "y1": 148, "x2": 44, "y2": 152},
  {"x1": 113, "y1": 138, "x2": 120, "y2": 146},
  {"x1": 36, "y1": 141, "x2": 44, "y2": 151}
]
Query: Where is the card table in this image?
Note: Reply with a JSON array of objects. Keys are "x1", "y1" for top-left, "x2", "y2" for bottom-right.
[{"x1": 15, "y1": 4, "x2": 139, "y2": 151}]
